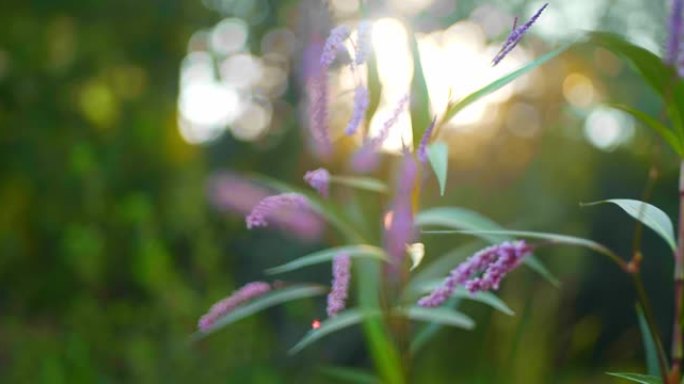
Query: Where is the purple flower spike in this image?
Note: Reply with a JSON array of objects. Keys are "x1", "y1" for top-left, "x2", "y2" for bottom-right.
[
  {"x1": 668, "y1": 0, "x2": 684, "y2": 66},
  {"x1": 418, "y1": 240, "x2": 532, "y2": 307},
  {"x1": 384, "y1": 150, "x2": 418, "y2": 270},
  {"x1": 304, "y1": 168, "x2": 331, "y2": 197},
  {"x1": 417, "y1": 116, "x2": 437, "y2": 163},
  {"x1": 321, "y1": 25, "x2": 351, "y2": 67},
  {"x1": 306, "y1": 69, "x2": 332, "y2": 157},
  {"x1": 492, "y1": 3, "x2": 548, "y2": 66},
  {"x1": 246, "y1": 193, "x2": 310, "y2": 229},
  {"x1": 346, "y1": 86, "x2": 369, "y2": 136},
  {"x1": 355, "y1": 21, "x2": 373, "y2": 65},
  {"x1": 349, "y1": 95, "x2": 410, "y2": 173},
  {"x1": 374, "y1": 94, "x2": 410, "y2": 146},
  {"x1": 198, "y1": 281, "x2": 271, "y2": 331},
  {"x1": 327, "y1": 253, "x2": 351, "y2": 317}
]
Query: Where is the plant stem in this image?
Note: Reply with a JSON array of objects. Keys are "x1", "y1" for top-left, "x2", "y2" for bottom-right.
[
  {"x1": 632, "y1": 272, "x2": 670, "y2": 382},
  {"x1": 671, "y1": 160, "x2": 684, "y2": 381}
]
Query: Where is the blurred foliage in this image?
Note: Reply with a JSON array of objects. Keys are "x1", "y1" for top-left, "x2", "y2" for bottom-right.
[{"x1": 0, "y1": 0, "x2": 681, "y2": 383}]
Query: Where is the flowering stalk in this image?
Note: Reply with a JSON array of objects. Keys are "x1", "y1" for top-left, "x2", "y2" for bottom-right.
[
  {"x1": 492, "y1": 3, "x2": 548, "y2": 66},
  {"x1": 198, "y1": 282, "x2": 271, "y2": 331}
]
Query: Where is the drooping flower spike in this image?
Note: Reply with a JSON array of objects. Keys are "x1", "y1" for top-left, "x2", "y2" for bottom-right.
[
  {"x1": 345, "y1": 86, "x2": 370, "y2": 136},
  {"x1": 198, "y1": 281, "x2": 271, "y2": 331},
  {"x1": 306, "y1": 67, "x2": 332, "y2": 157},
  {"x1": 246, "y1": 193, "x2": 312, "y2": 229},
  {"x1": 349, "y1": 95, "x2": 410, "y2": 173},
  {"x1": 418, "y1": 240, "x2": 532, "y2": 307},
  {"x1": 327, "y1": 253, "x2": 351, "y2": 317},
  {"x1": 492, "y1": 3, "x2": 548, "y2": 66},
  {"x1": 321, "y1": 25, "x2": 352, "y2": 67},
  {"x1": 304, "y1": 167, "x2": 331, "y2": 197}
]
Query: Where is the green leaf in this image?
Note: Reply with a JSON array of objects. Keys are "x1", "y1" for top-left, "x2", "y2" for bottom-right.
[
  {"x1": 401, "y1": 306, "x2": 475, "y2": 329},
  {"x1": 636, "y1": 305, "x2": 661, "y2": 378},
  {"x1": 607, "y1": 104, "x2": 684, "y2": 156},
  {"x1": 427, "y1": 142, "x2": 449, "y2": 196},
  {"x1": 443, "y1": 41, "x2": 574, "y2": 122},
  {"x1": 581, "y1": 199, "x2": 676, "y2": 253},
  {"x1": 409, "y1": 30, "x2": 433, "y2": 149},
  {"x1": 354, "y1": 257, "x2": 405, "y2": 384},
  {"x1": 413, "y1": 282, "x2": 514, "y2": 316},
  {"x1": 606, "y1": 372, "x2": 662, "y2": 384},
  {"x1": 330, "y1": 175, "x2": 388, "y2": 193},
  {"x1": 289, "y1": 309, "x2": 381, "y2": 354},
  {"x1": 193, "y1": 284, "x2": 327, "y2": 340},
  {"x1": 410, "y1": 298, "x2": 461, "y2": 353},
  {"x1": 318, "y1": 366, "x2": 380, "y2": 384},
  {"x1": 587, "y1": 32, "x2": 684, "y2": 149},
  {"x1": 424, "y1": 228, "x2": 620, "y2": 264},
  {"x1": 416, "y1": 208, "x2": 560, "y2": 285},
  {"x1": 524, "y1": 254, "x2": 561, "y2": 288},
  {"x1": 266, "y1": 245, "x2": 387, "y2": 275},
  {"x1": 416, "y1": 207, "x2": 507, "y2": 243}
]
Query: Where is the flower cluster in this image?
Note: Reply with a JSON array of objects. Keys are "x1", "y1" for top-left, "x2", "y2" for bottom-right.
[
  {"x1": 198, "y1": 281, "x2": 271, "y2": 331},
  {"x1": 418, "y1": 241, "x2": 532, "y2": 307},
  {"x1": 245, "y1": 192, "x2": 323, "y2": 241},
  {"x1": 327, "y1": 253, "x2": 351, "y2": 317}
]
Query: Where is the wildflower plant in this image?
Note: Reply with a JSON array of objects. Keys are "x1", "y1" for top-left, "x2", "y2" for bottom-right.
[{"x1": 192, "y1": 1, "x2": 684, "y2": 383}]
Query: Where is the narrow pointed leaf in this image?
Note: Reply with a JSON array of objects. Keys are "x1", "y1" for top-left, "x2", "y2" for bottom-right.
[
  {"x1": 606, "y1": 372, "x2": 662, "y2": 384},
  {"x1": 289, "y1": 309, "x2": 381, "y2": 354},
  {"x1": 636, "y1": 305, "x2": 661, "y2": 377},
  {"x1": 608, "y1": 104, "x2": 684, "y2": 156},
  {"x1": 410, "y1": 298, "x2": 461, "y2": 353},
  {"x1": 427, "y1": 142, "x2": 449, "y2": 196},
  {"x1": 443, "y1": 42, "x2": 574, "y2": 122},
  {"x1": 524, "y1": 254, "x2": 561, "y2": 287},
  {"x1": 409, "y1": 30, "x2": 432, "y2": 149},
  {"x1": 424, "y1": 228, "x2": 620, "y2": 262},
  {"x1": 416, "y1": 207, "x2": 507, "y2": 243},
  {"x1": 193, "y1": 284, "x2": 327, "y2": 340},
  {"x1": 266, "y1": 245, "x2": 387, "y2": 275},
  {"x1": 330, "y1": 175, "x2": 388, "y2": 193},
  {"x1": 588, "y1": 32, "x2": 684, "y2": 146},
  {"x1": 400, "y1": 306, "x2": 475, "y2": 329},
  {"x1": 581, "y1": 199, "x2": 676, "y2": 252},
  {"x1": 318, "y1": 366, "x2": 380, "y2": 384}
]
